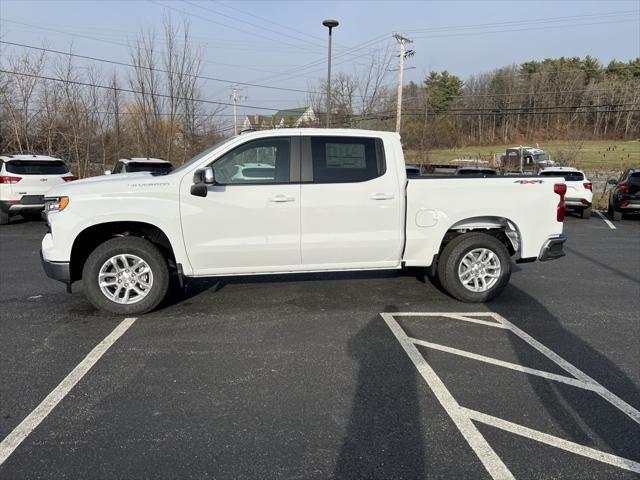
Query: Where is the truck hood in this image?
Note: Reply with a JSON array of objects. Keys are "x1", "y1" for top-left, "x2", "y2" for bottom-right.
[{"x1": 45, "y1": 172, "x2": 171, "y2": 197}]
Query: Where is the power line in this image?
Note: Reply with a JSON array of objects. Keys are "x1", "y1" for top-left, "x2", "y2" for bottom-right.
[
  {"x1": 0, "y1": 69, "x2": 287, "y2": 111},
  {"x1": 0, "y1": 40, "x2": 319, "y2": 95},
  {"x1": 404, "y1": 10, "x2": 638, "y2": 33}
]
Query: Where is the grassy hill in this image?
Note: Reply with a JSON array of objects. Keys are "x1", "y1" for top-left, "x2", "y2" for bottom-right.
[{"x1": 405, "y1": 140, "x2": 639, "y2": 172}]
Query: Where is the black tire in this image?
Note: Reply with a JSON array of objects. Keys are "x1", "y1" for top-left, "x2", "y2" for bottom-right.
[
  {"x1": 437, "y1": 233, "x2": 512, "y2": 303},
  {"x1": 581, "y1": 206, "x2": 592, "y2": 219},
  {"x1": 0, "y1": 210, "x2": 9, "y2": 225},
  {"x1": 82, "y1": 236, "x2": 170, "y2": 315},
  {"x1": 612, "y1": 209, "x2": 623, "y2": 221}
]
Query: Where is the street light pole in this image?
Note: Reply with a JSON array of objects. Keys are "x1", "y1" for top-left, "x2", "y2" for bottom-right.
[{"x1": 322, "y1": 19, "x2": 339, "y2": 128}]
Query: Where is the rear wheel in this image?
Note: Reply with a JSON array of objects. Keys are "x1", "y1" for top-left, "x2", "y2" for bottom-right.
[
  {"x1": 612, "y1": 210, "x2": 623, "y2": 221},
  {"x1": 581, "y1": 206, "x2": 592, "y2": 219},
  {"x1": 82, "y1": 236, "x2": 169, "y2": 315},
  {"x1": 0, "y1": 210, "x2": 8, "y2": 225},
  {"x1": 437, "y1": 233, "x2": 511, "y2": 303}
]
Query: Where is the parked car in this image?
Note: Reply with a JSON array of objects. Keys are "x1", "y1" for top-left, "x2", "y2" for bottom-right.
[
  {"x1": 454, "y1": 166, "x2": 498, "y2": 177},
  {"x1": 41, "y1": 129, "x2": 567, "y2": 314},
  {"x1": 106, "y1": 158, "x2": 173, "y2": 175},
  {"x1": 0, "y1": 154, "x2": 76, "y2": 225},
  {"x1": 607, "y1": 168, "x2": 640, "y2": 221},
  {"x1": 539, "y1": 167, "x2": 593, "y2": 219},
  {"x1": 406, "y1": 164, "x2": 421, "y2": 177}
]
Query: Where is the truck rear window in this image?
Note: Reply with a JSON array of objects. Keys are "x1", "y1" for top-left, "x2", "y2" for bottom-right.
[
  {"x1": 457, "y1": 169, "x2": 497, "y2": 176},
  {"x1": 540, "y1": 171, "x2": 584, "y2": 181},
  {"x1": 5, "y1": 160, "x2": 69, "y2": 175},
  {"x1": 126, "y1": 162, "x2": 173, "y2": 174}
]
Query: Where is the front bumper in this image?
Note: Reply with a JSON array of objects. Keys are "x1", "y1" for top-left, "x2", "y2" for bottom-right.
[
  {"x1": 40, "y1": 250, "x2": 71, "y2": 283},
  {"x1": 538, "y1": 235, "x2": 567, "y2": 261}
]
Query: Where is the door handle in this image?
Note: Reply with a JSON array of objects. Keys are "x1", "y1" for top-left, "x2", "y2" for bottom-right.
[
  {"x1": 270, "y1": 194, "x2": 295, "y2": 203},
  {"x1": 370, "y1": 193, "x2": 394, "y2": 200}
]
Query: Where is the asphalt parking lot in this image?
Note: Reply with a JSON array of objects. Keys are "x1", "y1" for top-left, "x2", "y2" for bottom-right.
[{"x1": 1, "y1": 213, "x2": 639, "y2": 479}]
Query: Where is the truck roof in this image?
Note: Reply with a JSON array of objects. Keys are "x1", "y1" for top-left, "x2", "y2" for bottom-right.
[
  {"x1": 118, "y1": 157, "x2": 171, "y2": 164},
  {"x1": 237, "y1": 128, "x2": 401, "y2": 140},
  {"x1": 0, "y1": 154, "x2": 64, "y2": 162}
]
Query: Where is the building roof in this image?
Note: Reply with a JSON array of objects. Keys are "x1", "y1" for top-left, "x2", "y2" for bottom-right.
[{"x1": 244, "y1": 107, "x2": 312, "y2": 128}]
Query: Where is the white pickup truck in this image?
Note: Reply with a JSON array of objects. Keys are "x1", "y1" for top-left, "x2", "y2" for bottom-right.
[{"x1": 41, "y1": 129, "x2": 567, "y2": 314}]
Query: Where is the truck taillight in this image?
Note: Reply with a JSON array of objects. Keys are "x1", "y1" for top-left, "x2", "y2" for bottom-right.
[
  {"x1": 618, "y1": 183, "x2": 631, "y2": 193},
  {"x1": 554, "y1": 183, "x2": 566, "y2": 222},
  {"x1": 62, "y1": 175, "x2": 78, "y2": 182},
  {"x1": 583, "y1": 182, "x2": 592, "y2": 191},
  {"x1": 0, "y1": 175, "x2": 21, "y2": 184}
]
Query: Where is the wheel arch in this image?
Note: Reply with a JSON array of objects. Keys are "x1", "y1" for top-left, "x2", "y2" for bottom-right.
[
  {"x1": 70, "y1": 221, "x2": 176, "y2": 282},
  {"x1": 438, "y1": 215, "x2": 521, "y2": 257}
]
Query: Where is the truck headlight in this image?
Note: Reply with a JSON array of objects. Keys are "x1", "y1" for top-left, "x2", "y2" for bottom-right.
[{"x1": 45, "y1": 196, "x2": 69, "y2": 213}]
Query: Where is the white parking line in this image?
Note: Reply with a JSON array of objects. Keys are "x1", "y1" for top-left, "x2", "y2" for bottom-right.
[
  {"x1": 383, "y1": 312, "x2": 640, "y2": 478},
  {"x1": 382, "y1": 313, "x2": 515, "y2": 479},
  {"x1": 595, "y1": 211, "x2": 616, "y2": 229},
  {"x1": 0, "y1": 317, "x2": 137, "y2": 466},
  {"x1": 465, "y1": 408, "x2": 640, "y2": 473}
]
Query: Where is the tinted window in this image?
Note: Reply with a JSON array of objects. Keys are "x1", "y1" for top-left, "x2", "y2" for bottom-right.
[
  {"x1": 311, "y1": 137, "x2": 384, "y2": 183},
  {"x1": 6, "y1": 160, "x2": 69, "y2": 175},
  {"x1": 457, "y1": 169, "x2": 497, "y2": 176},
  {"x1": 212, "y1": 137, "x2": 290, "y2": 184},
  {"x1": 628, "y1": 172, "x2": 640, "y2": 185},
  {"x1": 126, "y1": 162, "x2": 173, "y2": 174},
  {"x1": 540, "y1": 171, "x2": 584, "y2": 181}
]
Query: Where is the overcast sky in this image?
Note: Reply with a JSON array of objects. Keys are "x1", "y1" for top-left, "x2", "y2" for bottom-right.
[{"x1": 1, "y1": 0, "x2": 638, "y2": 127}]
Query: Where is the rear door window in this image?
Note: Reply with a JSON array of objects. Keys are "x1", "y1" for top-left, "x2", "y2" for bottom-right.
[
  {"x1": 308, "y1": 137, "x2": 385, "y2": 183},
  {"x1": 6, "y1": 160, "x2": 69, "y2": 175}
]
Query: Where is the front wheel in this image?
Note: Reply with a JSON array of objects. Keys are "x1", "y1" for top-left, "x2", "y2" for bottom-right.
[
  {"x1": 437, "y1": 233, "x2": 512, "y2": 303},
  {"x1": 82, "y1": 236, "x2": 169, "y2": 315}
]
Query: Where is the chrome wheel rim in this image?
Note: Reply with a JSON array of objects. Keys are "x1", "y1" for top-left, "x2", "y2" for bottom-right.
[
  {"x1": 98, "y1": 254, "x2": 153, "y2": 304},
  {"x1": 457, "y1": 248, "x2": 501, "y2": 293}
]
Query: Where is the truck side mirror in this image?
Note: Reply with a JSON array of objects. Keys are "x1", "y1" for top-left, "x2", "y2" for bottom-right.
[
  {"x1": 607, "y1": 179, "x2": 618, "y2": 185},
  {"x1": 191, "y1": 166, "x2": 215, "y2": 197}
]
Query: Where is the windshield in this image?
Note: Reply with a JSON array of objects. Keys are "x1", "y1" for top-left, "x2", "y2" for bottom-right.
[
  {"x1": 532, "y1": 153, "x2": 550, "y2": 161},
  {"x1": 540, "y1": 171, "x2": 584, "y2": 181},
  {"x1": 171, "y1": 137, "x2": 236, "y2": 175},
  {"x1": 126, "y1": 162, "x2": 173, "y2": 174},
  {"x1": 629, "y1": 172, "x2": 640, "y2": 185},
  {"x1": 6, "y1": 160, "x2": 69, "y2": 175}
]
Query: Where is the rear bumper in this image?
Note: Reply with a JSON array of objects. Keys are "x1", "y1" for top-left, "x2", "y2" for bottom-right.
[
  {"x1": 538, "y1": 235, "x2": 567, "y2": 261},
  {"x1": 0, "y1": 199, "x2": 45, "y2": 213},
  {"x1": 40, "y1": 250, "x2": 71, "y2": 283}
]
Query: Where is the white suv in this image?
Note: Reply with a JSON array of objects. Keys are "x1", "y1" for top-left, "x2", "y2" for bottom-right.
[
  {"x1": 0, "y1": 154, "x2": 76, "y2": 225},
  {"x1": 539, "y1": 167, "x2": 593, "y2": 219}
]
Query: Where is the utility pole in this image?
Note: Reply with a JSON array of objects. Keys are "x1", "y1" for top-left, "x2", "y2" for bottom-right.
[
  {"x1": 229, "y1": 85, "x2": 246, "y2": 135},
  {"x1": 322, "y1": 19, "x2": 339, "y2": 128},
  {"x1": 392, "y1": 33, "x2": 414, "y2": 133}
]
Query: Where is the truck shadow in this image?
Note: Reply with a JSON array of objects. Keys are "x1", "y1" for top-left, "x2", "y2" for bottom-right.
[
  {"x1": 159, "y1": 268, "x2": 432, "y2": 309},
  {"x1": 492, "y1": 286, "x2": 640, "y2": 460},
  {"x1": 334, "y1": 306, "x2": 427, "y2": 479}
]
